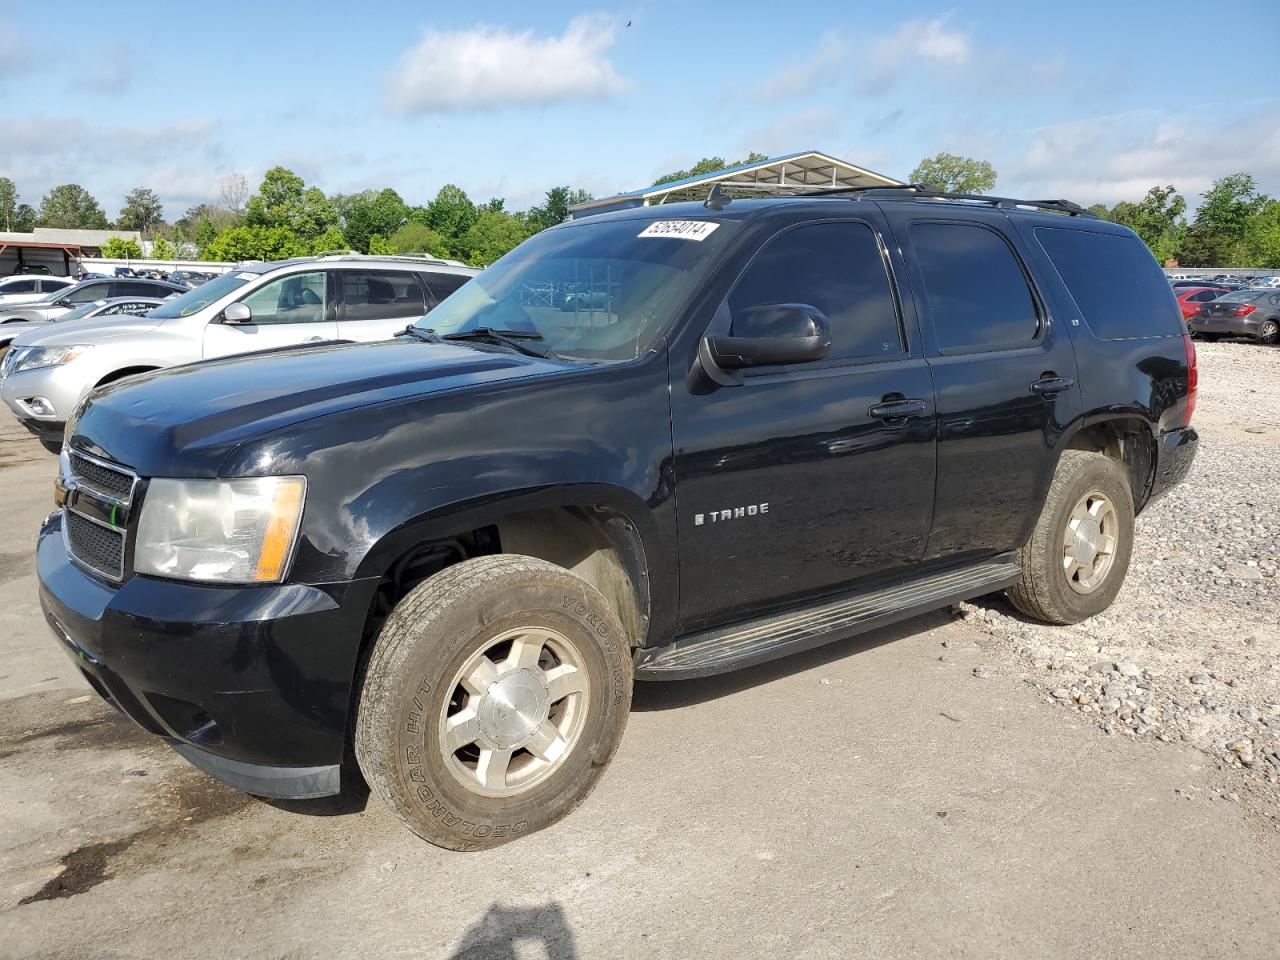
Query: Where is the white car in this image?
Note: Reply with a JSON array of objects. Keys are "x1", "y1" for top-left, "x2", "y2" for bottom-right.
[
  {"x1": 1, "y1": 253, "x2": 477, "y2": 449},
  {"x1": 0, "y1": 275, "x2": 74, "y2": 305}
]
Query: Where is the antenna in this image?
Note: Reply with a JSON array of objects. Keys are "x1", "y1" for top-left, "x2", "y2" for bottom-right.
[{"x1": 704, "y1": 182, "x2": 731, "y2": 211}]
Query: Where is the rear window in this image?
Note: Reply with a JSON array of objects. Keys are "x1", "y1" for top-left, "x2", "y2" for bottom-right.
[
  {"x1": 1036, "y1": 227, "x2": 1180, "y2": 340},
  {"x1": 1216, "y1": 292, "x2": 1263, "y2": 304}
]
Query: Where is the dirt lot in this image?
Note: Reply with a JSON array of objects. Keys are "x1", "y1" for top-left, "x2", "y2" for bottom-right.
[{"x1": 1, "y1": 341, "x2": 1278, "y2": 960}]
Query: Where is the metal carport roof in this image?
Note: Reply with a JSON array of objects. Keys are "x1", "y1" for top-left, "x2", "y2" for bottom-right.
[{"x1": 570, "y1": 150, "x2": 902, "y2": 217}]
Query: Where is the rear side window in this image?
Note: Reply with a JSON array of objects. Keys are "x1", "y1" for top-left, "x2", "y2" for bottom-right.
[
  {"x1": 1036, "y1": 227, "x2": 1180, "y2": 339},
  {"x1": 1189, "y1": 290, "x2": 1219, "y2": 302},
  {"x1": 909, "y1": 222, "x2": 1040, "y2": 353},
  {"x1": 5, "y1": 278, "x2": 38, "y2": 293},
  {"x1": 728, "y1": 221, "x2": 905, "y2": 361},
  {"x1": 342, "y1": 271, "x2": 428, "y2": 322}
]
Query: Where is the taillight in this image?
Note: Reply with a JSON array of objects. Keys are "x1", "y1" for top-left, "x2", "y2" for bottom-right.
[
  {"x1": 1182, "y1": 333, "x2": 1197, "y2": 427},
  {"x1": 1233, "y1": 304, "x2": 1256, "y2": 317}
]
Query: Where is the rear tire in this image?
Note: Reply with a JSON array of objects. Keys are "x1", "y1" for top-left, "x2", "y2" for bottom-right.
[
  {"x1": 355, "y1": 555, "x2": 632, "y2": 850},
  {"x1": 1260, "y1": 320, "x2": 1279, "y2": 345},
  {"x1": 1007, "y1": 450, "x2": 1135, "y2": 625}
]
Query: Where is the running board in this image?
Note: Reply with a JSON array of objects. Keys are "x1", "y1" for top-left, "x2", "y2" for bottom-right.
[{"x1": 635, "y1": 557, "x2": 1021, "y2": 681}]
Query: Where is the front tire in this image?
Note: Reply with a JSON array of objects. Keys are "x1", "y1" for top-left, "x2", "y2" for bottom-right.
[
  {"x1": 1007, "y1": 450, "x2": 1135, "y2": 625},
  {"x1": 355, "y1": 555, "x2": 633, "y2": 850}
]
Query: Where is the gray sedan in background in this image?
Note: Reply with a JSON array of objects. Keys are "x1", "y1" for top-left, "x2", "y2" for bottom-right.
[{"x1": 0, "y1": 297, "x2": 170, "y2": 351}]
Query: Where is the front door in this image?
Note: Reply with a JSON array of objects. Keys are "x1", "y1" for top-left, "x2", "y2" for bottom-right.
[
  {"x1": 203, "y1": 270, "x2": 338, "y2": 359},
  {"x1": 883, "y1": 208, "x2": 1083, "y2": 563},
  {"x1": 671, "y1": 215, "x2": 937, "y2": 632}
]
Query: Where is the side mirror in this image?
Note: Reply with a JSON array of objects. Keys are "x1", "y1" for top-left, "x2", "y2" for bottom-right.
[
  {"x1": 703, "y1": 303, "x2": 831, "y2": 375},
  {"x1": 221, "y1": 302, "x2": 253, "y2": 325}
]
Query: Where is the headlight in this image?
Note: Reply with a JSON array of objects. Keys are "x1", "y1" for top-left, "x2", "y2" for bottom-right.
[
  {"x1": 134, "y1": 476, "x2": 307, "y2": 583},
  {"x1": 6, "y1": 344, "x2": 92, "y2": 375}
]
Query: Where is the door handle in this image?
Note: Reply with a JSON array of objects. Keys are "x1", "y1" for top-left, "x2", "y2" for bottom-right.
[
  {"x1": 1030, "y1": 376, "x2": 1074, "y2": 396},
  {"x1": 868, "y1": 398, "x2": 928, "y2": 420}
]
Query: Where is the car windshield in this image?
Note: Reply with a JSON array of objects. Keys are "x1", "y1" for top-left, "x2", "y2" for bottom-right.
[
  {"x1": 412, "y1": 216, "x2": 738, "y2": 361},
  {"x1": 147, "y1": 271, "x2": 253, "y2": 318}
]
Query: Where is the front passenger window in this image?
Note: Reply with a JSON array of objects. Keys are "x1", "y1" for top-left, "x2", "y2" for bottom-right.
[
  {"x1": 728, "y1": 221, "x2": 905, "y2": 361},
  {"x1": 239, "y1": 272, "x2": 328, "y2": 325},
  {"x1": 65, "y1": 283, "x2": 107, "y2": 304}
]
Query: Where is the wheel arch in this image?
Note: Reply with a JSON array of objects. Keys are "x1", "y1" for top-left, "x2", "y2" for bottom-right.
[
  {"x1": 354, "y1": 484, "x2": 659, "y2": 650},
  {"x1": 1057, "y1": 413, "x2": 1157, "y2": 511},
  {"x1": 96, "y1": 365, "x2": 161, "y2": 387}
]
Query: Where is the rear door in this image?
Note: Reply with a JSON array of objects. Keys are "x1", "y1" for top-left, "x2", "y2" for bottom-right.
[
  {"x1": 203, "y1": 269, "x2": 338, "y2": 359},
  {"x1": 883, "y1": 206, "x2": 1082, "y2": 564},
  {"x1": 670, "y1": 213, "x2": 937, "y2": 630},
  {"x1": 335, "y1": 269, "x2": 431, "y2": 341}
]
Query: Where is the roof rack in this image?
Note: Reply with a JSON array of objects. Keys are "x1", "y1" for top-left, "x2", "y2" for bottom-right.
[{"x1": 817, "y1": 183, "x2": 1098, "y2": 218}]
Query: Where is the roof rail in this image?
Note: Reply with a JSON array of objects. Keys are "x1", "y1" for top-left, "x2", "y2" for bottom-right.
[{"x1": 818, "y1": 183, "x2": 1098, "y2": 218}]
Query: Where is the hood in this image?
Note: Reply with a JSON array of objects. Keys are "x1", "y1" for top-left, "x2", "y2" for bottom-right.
[
  {"x1": 71, "y1": 338, "x2": 566, "y2": 476},
  {"x1": 11, "y1": 313, "x2": 166, "y2": 348},
  {"x1": 0, "y1": 321, "x2": 45, "y2": 346}
]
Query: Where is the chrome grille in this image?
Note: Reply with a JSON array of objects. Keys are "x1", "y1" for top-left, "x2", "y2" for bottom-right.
[
  {"x1": 65, "y1": 511, "x2": 124, "y2": 579},
  {"x1": 69, "y1": 452, "x2": 135, "y2": 501}
]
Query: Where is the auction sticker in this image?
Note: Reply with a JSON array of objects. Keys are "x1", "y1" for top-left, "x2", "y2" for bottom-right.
[{"x1": 637, "y1": 221, "x2": 720, "y2": 241}]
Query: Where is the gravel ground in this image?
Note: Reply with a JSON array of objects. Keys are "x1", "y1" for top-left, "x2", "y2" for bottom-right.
[{"x1": 961, "y1": 339, "x2": 1280, "y2": 824}]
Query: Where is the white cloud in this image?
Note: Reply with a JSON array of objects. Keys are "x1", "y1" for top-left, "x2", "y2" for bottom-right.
[
  {"x1": 0, "y1": 25, "x2": 32, "y2": 85},
  {"x1": 754, "y1": 31, "x2": 848, "y2": 100},
  {"x1": 865, "y1": 18, "x2": 970, "y2": 93},
  {"x1": 384, "y1": 15, "x2": 629, "y2": 114},
  {"x1": 87, "y1": 45, "x2": 136, "y2": 94},
  {"x1": 1006, "y1": 111, "x2": 1280, "y2": 208}
]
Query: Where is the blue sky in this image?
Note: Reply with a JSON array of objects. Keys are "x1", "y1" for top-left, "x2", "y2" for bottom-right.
[{"x1": 3, "y1": 0, "x2": 1277, "y2": 220}]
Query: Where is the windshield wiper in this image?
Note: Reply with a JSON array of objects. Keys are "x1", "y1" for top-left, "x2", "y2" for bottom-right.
[
  {"x1": 441, "y1": 327, "x2": 557, "y2": 359},
  {"x1": 398, "y1": 325, "x2": 439, "y2": 344}
]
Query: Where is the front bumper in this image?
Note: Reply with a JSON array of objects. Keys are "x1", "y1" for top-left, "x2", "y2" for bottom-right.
[
  {"x1": 1146, "y1": 426, "x2": 1198, "y2": 508},
  {"x1": 1, "y1": 362, "x2": 83, "y2": 429},
  {"x1": 37, "y1": 512, "x2": 378, "y2": 799}
]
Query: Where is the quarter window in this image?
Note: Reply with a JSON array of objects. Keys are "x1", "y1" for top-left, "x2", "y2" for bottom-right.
[
  {"x1": 910, "y1": 222, "x2": 1040, "y2": 352},
  {"x1": 728, "y1": 221, "x2": 904, "y2": 361},
  {"x1": 341, "y1": 271, "x2": 427, "y2": 322},
  {"x1": 424, "y1": 272, "x2": 470, "y2": 303},
  {"x1": 239, "y1": 271, "x2": 328, "y2": 325}
]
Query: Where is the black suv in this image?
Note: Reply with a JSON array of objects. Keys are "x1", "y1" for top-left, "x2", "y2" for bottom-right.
[{"x1": 39, "y1": 188, "x2": 1198, "y2": 849}]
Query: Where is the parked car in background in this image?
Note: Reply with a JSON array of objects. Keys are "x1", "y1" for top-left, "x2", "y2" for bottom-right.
[
  {"x1": 168, "y1": 270, "x2": 220, "y2": 287},
  {"x1": 11, "y1": 264, "x2": 51, "y2": 275},
  {"x1": 0, "y1": 275, "x2": 74, "y2": 306},
  {"x1": 0, "y1": 297, "x2": 168, "y2": 352},
  {"x1": 1174, "y1": 286, "x2": 1223, "y2": 320},
  {"x1": 0, "y1": 277, "x2": 184, "y2": 325},
  {"x1": 1189, "y1": 290, "x2": 1280, "y2": 344},
  {"x1": 1170, "y1": 279, "x2": 1228, "y2": 291},
  {"x1": 1, "y1": 253, "x2": 477, "y2": 448}
]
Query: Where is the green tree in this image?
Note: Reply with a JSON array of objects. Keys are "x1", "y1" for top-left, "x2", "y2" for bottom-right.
[
  {"x1": 244, "y1": 167, "x2": 337, "y2": 241},
  {"x1": 1179, "y1": 173, "x2": 1269, "y2": 267},
  {"x1": 337, "y1": 188, "x2": 408, "y2": 253},
  {"x1": 194, "y1": 219, "x2": 218, "y2": 255},
  {"x1": 310, "y1": 226, "x2": 348, "y2": 254},
  {"x1": 0, "y1": 177, "x2": 16, "y2": 231},
  {"x1": 101, "y1": 236, "x2": 143, "y2": 259},
  {"x1": 13, "y1": 203, "x2": 36, "y2": 232},
  {"x1": 653, "y1": 152, "x2": 768, "y2": 186},
  {"x1": 118, "y1": 187, "x2": 164, "y2": 236},
  {"x1": 424, "y1": 184, "x2": 478, "y2": 256},
  {"x1": 37, "y1": 184, "x2": 109, "y2": 229},
  {"x1": 461, "y1": 210, "x2": 529, "y2": 266},
  {"x1": 388, "y1": 221, "x2": 445, "y2": 255},
  {"x1": 203, "y1": 225, "x2": 307, "y2": 263},
  {"x1": 909, "y1": 153, "x2": 998, "y2": 194},
  {"x1": 1244, "y1": 200, "x2": 1280, "y2": 269},
  {"x1": 526, "y1": 186, "x2": 593, "y2": 232},
  {"x1": 367, "y1": 234, "x2": 394, "y2": 255},
  {"x1": 149, "y1": 237, "x2": 175, "y2": 259}
]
